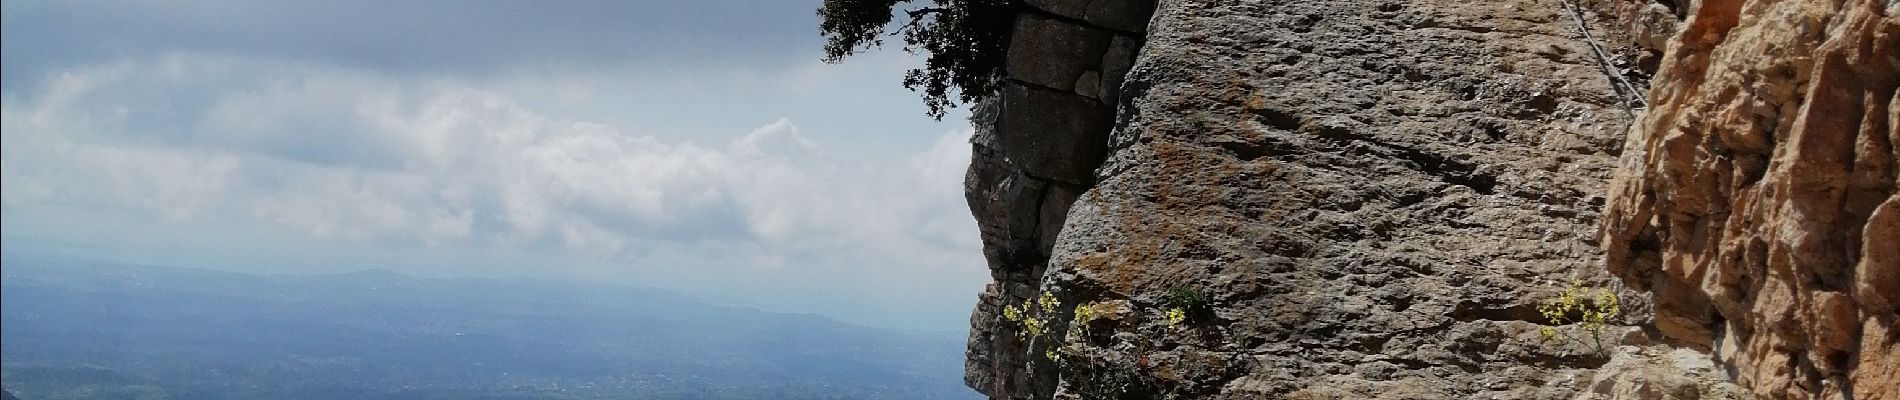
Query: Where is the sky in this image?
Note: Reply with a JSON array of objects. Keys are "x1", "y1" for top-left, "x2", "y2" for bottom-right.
[{"x1": 0, "y1": 0, "x2": 990, "y2": 333}]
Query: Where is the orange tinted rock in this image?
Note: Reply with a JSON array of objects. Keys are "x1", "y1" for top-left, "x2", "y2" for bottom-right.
[{"x1": 1601, "y1": 0, "x2": 1900, "y2": 398}]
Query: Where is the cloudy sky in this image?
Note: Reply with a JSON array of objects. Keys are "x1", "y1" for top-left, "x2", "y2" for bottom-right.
[{"x1": 0, "y1": 0, "x2": 989, "y2": 332}]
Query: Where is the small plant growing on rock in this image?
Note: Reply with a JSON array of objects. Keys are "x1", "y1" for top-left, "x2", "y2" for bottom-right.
[
  {"x1": 1003, "y1": 291, "x2": 1060, "y2": 340},
  {"x1": 1005, "y1": 291, "x2": 1109, "y2": 362},
  {"x1": 1164, "y1": 307, "x2": 1187, "y2": 327},
  {"x1": 1167, "y1": 286, "x2": 1208, "y2": 310},
  {"x1": 1058, "y1": 301, "x2": 1111, "y2": 360},
  {"x1": 1071, "y1": 301, "x2": 1104, "y2": 334},
  {"x1": 1162, "y1": 285, "x2": 1207, "y2": 328},
  {"x1": 1537, "y1": 279, "x2": 1622, "y2": 355}
]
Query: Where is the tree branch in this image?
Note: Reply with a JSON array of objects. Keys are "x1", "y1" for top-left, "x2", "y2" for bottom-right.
[{"x1": 888, "y1": 7, "x2": 949, "y2": 36}]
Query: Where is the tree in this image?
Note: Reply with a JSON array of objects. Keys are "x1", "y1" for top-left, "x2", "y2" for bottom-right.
[{"x1": 818, "y1": 0, "x2": 1014, "y2": 119}]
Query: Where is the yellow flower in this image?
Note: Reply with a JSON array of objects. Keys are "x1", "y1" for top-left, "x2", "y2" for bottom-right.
[{"x1": 1074, "y1": 302, "x2": 1096, "y2": 323}]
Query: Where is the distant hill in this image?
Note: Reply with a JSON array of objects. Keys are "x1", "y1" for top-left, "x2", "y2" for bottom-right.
[{"x1": 0, "y1": 257, "x2": 977, "y2": 400}]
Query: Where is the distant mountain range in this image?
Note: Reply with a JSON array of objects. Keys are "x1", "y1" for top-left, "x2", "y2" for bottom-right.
[{"x1": 0, "y1": 255, "x2": 977, "y2": 399}]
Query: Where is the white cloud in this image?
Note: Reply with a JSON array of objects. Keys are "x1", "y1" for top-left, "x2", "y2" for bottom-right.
[
  {"x1": 0, "y1": 52, "x2": 984, "y2": 287},
  {"x1": 0, "y1": 67, "x2": 245, "y2": 222}
]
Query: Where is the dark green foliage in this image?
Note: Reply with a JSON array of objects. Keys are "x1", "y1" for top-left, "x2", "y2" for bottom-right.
[
  {"x1": 1167, "y1": 286, "x2": 1208, "y2": 311},
  {"x1": 818, "y1": 0, "x2": 1014, "y2": 119}
]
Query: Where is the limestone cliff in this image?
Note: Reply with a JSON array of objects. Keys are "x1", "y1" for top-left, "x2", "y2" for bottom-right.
[
  {"x1": 1600, "y1": 0, "x2": 1899, "y2": 398},
  {"x1": 960, "y1": 0, "x2": 1896, "y2": 398},
  {"x1": 963, "y1": 0, "x2": 1153, "y2": 397}
]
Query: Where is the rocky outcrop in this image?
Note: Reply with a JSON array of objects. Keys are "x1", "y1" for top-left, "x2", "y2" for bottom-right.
[
  {"x1": 1026, "y1": 0, "x2": 1665, "y2": 396},
  {"x1": 1599, "y1": 0, "x2": 1900, "y2": 398},
  {"x1": 963, "y1": 1, "x2": 1154, "y2": 398},
  {"x1": 964, "y1": 0, "x2": 1897, "y2": 398},
  {"x1": 962, "y1": 0, "x2": 1712, "y2": 397}
]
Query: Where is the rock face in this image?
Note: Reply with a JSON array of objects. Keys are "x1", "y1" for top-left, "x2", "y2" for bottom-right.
[
  {"x1": 963, "y1": 0, "x2": 1693, "y2": 398},
  {"x1": 1575, "y1": 346, "x2": 1748, "y2": 400},
  {"x1": 1033, "y1": 0, "x2": 1661, "y2": 396},
  {"x1": 963, "y1": 1, "x2": 1155, "y2": 398},
  {"x1": 963, "y1": 0, "x2": 1896, "y2": 398},
  {"x1": 1599, "y1": 0, "x2": 1900, "y2": 398}
]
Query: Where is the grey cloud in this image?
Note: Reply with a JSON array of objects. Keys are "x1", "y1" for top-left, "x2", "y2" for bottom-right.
[
  {"x1": 9, "y1": 57, "x2": 411, "y2": 170},
  {"x1": 2, "y1": 0, "x2": 827, "y2": 92}
]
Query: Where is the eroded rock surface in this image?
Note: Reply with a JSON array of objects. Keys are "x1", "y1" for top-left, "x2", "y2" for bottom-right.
[
  {"x1": 1574, "y1": 346, "x2": 1748, "y2": 400},
  {"x1": 964, "y1": 1, "x2": 1155, "y2": 398},
  {"x1": 1599, "y1": 0, "x2": 1900, "y2": 398},
  {"x1": 1038, "y1": 0, "x2": 1656, "y2": 397},
  {"x1": 964, "y1": 0, "x2": 1699, "y2": 398},
  {"x1": 964, "y1": 0, "x2": 1898, "y2": 398}
]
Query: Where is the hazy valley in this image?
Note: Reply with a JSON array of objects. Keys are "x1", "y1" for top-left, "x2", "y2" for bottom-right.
[{"x1": 1, "y1": 254, "x2": 976, "y2": 400}]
